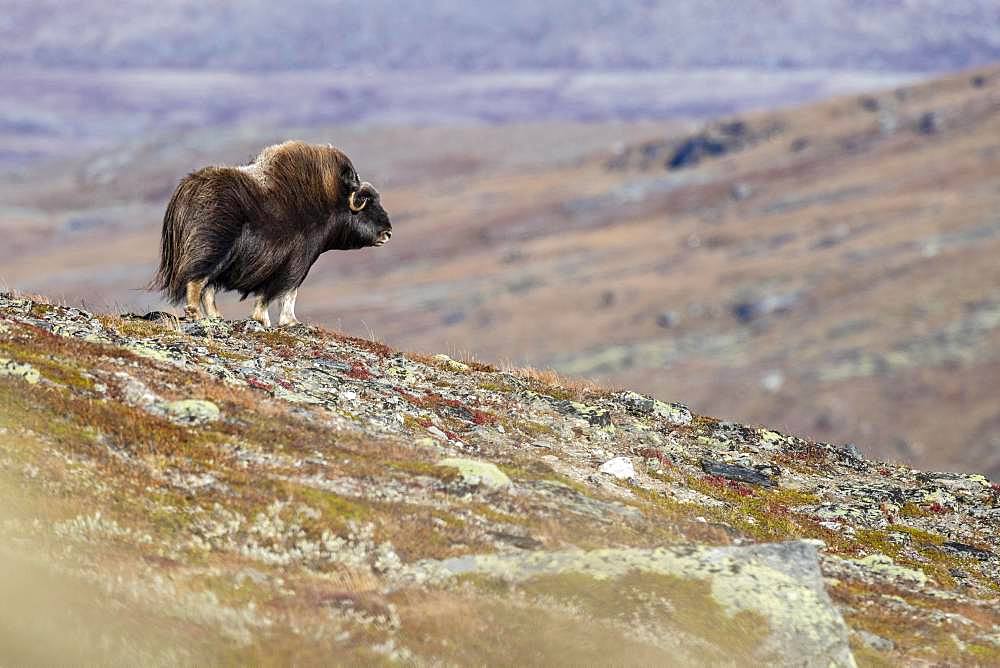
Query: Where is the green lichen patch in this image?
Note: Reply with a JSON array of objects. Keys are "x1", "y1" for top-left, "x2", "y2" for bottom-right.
[
  {"x1": 889, "y1": 524, "x2": 946, "y2": 545},
  {"x1": 500, "y1": 416, "x2": 557, "y2": 439},
  {"x1": 0, "y1": 341, "x2": 93, "y2": 390},
  {"x1": 681, "y1": 475, "x2": 824, "y2": 543}
]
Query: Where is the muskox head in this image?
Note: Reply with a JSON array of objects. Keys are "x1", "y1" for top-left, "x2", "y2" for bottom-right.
[
  {"x1": 331, "y1": 180, "x2": 392, "y2": 250},
  {"x1": 348, "y1": 181, "x2": 392, "y2": 247}
]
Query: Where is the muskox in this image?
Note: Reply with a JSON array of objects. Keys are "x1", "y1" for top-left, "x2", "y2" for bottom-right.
[{"x1": 150, "y1": 141, "x2": 392, "y2": 327}]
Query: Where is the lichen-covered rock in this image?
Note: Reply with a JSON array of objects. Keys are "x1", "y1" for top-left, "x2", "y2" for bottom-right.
[
  {"x1": 616, "y1": 390, "x2": 693, "y2": 424},
  {"x1": 161, "y1": 399, "x2": 221, "y2": 425},
  {"x1": 842, "y1": 554, "x2": 928, "y2": 586},
  {"x1": 408, "y1": 541, "x2": 855, "y2": 667},
  {"x1": 431, "y1": 353, "x2": 469, "y2": 372},
  {"x1": 554, "y1": 400, "x2": 613, "y2": 429},
  {"x1": 438, "y1": 458, "x2": 512, "y2": 490},
  {"x1": 701, "y1": 458, "x2": 777, "y2": 488},
  {"x1": 182, "y1": 318, "x2": 234, "y2": 338},
  {"x1": 856, "y1": 629, "x2": 894, "y2": 652}
]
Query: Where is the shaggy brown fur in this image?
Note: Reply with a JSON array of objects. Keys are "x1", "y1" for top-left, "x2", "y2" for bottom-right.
[{"x1": 150, "y1": 141, "x2": 392, "y2": 325}]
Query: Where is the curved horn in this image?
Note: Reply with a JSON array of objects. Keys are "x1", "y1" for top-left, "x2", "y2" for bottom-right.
[{"x1": 348, "y1": 190, "x2": 367, "y2": 212}]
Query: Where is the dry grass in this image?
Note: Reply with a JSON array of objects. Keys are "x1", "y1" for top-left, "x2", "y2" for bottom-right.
[
  {"x1": 507, "y1": 364, "x2": 618, "y2": 398},
  {"x1": 96, "y1": 313, "x2": 183, "y2": 336},
  {"x1": 1, "y1": 289, "x2": 56, "y2": 305}
]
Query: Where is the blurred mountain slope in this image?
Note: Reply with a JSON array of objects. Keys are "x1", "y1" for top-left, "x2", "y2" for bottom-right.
[{"x1": 2, "y1": 0, "x2": 999, "y2": 71}]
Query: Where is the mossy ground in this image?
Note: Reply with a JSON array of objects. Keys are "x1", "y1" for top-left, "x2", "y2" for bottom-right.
[{"x1": 0, "y1": 296, "x2": 997, "y2": 664}]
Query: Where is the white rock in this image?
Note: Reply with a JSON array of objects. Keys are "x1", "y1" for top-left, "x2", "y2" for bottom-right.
[{"x1": 598, "y1": 456, "x2": 635, "y2": 480}]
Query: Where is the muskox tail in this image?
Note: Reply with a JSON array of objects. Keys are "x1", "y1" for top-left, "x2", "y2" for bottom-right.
[
  {"x1": 149, "y1": 177, "x2": 196, "y2": 304},
  {"x1": 150, "y1": 169, "x2": 252, "y2": 305}
]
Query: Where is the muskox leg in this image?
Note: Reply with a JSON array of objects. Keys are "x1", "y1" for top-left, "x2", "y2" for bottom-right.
[
  {"x1": 201, "y1": 285, "x2": 222, "y2": 319},
  {"x1": 252, "y1": 295, "x2": 271, "y2": 328},
  {"x1": 277, "y1": 289, "x2": 299, "y2": 327},
  {"x1": 185, "y1": 279, "x2": 206, "y2": 319}
]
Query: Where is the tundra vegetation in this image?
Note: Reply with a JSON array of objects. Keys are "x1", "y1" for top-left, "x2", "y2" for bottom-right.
[{"x1": 0, "y1": 292, "x2": 998, "y2": 665}]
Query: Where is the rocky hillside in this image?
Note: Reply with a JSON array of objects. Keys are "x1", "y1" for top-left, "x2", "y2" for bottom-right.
[{"x1": 0, "y1": 293, "x2": 997, "y2": 665}]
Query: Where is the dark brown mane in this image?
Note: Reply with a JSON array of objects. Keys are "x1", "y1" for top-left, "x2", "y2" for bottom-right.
[{"x1": 251, "y1": 141, "x2": 355, "y2": 216}]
